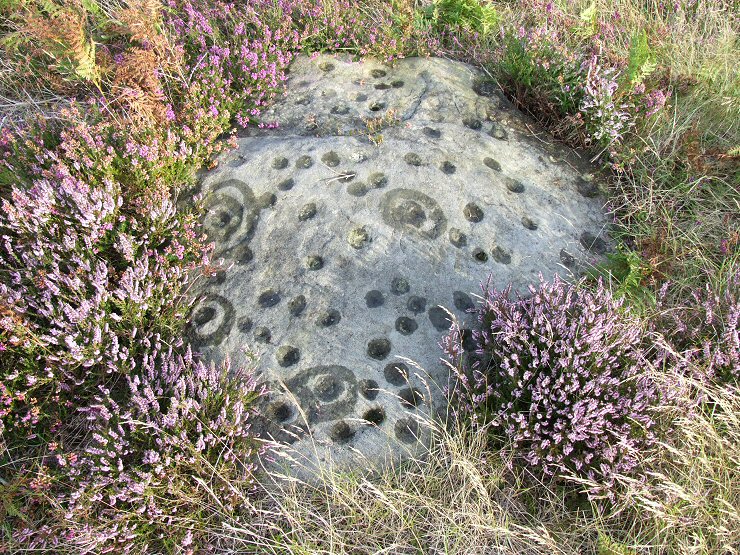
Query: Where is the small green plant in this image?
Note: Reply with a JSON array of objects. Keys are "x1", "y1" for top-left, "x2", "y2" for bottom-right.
[
  {"x1": 576, "y1": 1, "x2": 599, "y2": 38},
  {"x1": 626, "y1": 29, "x2": 656, "y2": 86},
  {"x1": 597, "y1": 533, "x2": 638, "y2": 555},
  {"x1": 362, "y1": 108, "x2": 401, "y2": 145},
  {"x1": 497, "y1": 30, "x2": 583, "y2": 120},
  {"x1": 589, "y1": 246, "x2": 656, "y2": 309},
  {"x1": 424, "y1": 0, "x2": 499, "y2": 34}
]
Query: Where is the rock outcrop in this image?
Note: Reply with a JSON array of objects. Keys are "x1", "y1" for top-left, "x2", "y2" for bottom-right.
[{"x1": 183, "y1": 53, "x2": 609, "y2": 471}]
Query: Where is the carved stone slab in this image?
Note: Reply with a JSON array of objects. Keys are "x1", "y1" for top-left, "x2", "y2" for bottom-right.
[{"x1": 184, "y1": 54, "x2": 609, "y2": 471}]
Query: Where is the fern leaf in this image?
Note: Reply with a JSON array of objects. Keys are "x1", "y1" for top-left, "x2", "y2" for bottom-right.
[
  {"x1": 627, "y1": 29, "x2": 654, "y2": 85},
  {"x1": 576, "y1": 1, "x2": 598, "y2": 37},
  {"x1": 37, "y1": 0, "x2": 61, "y2": 16},
  {"x1": 3, "y1": 501, "x2": 21, "y2": 518},
  {"x1": 74, "y1": 39, "x2": 99, "y2": 82},
  {"x1": 79, "y1": 0, "x2": 102, "y2": 16},
  {"x1": 579, "y1": 1, "x2": 597, "y2": 23}
]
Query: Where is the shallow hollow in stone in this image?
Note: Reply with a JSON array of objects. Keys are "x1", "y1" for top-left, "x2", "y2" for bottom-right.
[
  {"x1": 363, "y1": 406, "x2": 386, "y2": 426},
  {"x1": 384, "y1": 362, "x2": 410, "y2": 385},
  {"x1": 266, "y1": 400, "x2": 292, "y2": 422},
  {"x1": 276, "y1": 345, "x2": 300, "y2": 367},
  {"x1": 359, "y1": 379, "x2": 380, "y2": 400},
  {"x1": 258, "y1": 289, "x2": 281, "y2": 308},
  {"x1": 407, "y1": 296, "x2": 427, "y2": 314},
  {"x1": 394, "y1": 417, "x2": 419, "y2": 444},
  {"x1": 330, "y1": 420, "x2": 354, "y2": 443},
  {"x1": 463, "y1": 202, "x2": 484, "y2": 223},
  {"x1": 365, "y1": 290, "x2": 384, "y2": 308},
  {"x1": 288, "y1": 295, "x2": 307, "y2": 316},
  {"x1": 348, "y1": 226, "x2": 371, "y2": 249},
  {"x1": 399, "y1": 387, "x2": 424, "y2": 409},
  {"x1": 317, "y1": 309, "x2": 341, "y2": 327},
  {"x1": 395, "y1": 316, "x2": 418, "y2": 335},
  {"x1": 367, "y1": 338, "x2": 392, "y2": 360},
  {"x1": 391, "y1": 277, "x2": 410, "y2": 295}
]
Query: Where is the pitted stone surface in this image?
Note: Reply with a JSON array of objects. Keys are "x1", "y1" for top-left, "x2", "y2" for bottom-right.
[{"x1": 184, "y1": 53, "x2": 609, "y2": 472}]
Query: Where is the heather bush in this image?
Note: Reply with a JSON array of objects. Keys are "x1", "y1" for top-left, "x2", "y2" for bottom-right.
[
  {"x1": 489, "y1": 0, "x2": 672, "y2": 150},
  {"x1": 444, "y1": 276, "x2": 658, "y2": 492},
  {"x1": 0, "y1": 145, "x2": 248, "y2": 551},
  {"x1": 14, "y1": 347, "x2": 265, "y2": 553},
  {"x1": 0, "y1": 141, "x2": 208, "y2": 425},
  {"x1": 652, "y1": 276, "x2": 739, "y2": 385},
  {"x1": 0, "y1": 126, "x2": 268, "y2": 549}
]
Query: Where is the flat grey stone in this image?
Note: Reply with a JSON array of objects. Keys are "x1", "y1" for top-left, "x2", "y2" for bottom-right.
[{"x1": 184, "y1": 53, "x2": 608, "y2": 474}]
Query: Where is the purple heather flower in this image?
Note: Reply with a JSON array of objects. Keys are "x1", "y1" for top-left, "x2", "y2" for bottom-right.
[{"x1": 443, "y1": 275, "x2": 658, "y2": 495}]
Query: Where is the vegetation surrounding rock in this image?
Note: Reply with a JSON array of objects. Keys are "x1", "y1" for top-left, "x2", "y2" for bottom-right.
[{"x1": 0, "y1": 0, "x2": 737, "y2": 553}]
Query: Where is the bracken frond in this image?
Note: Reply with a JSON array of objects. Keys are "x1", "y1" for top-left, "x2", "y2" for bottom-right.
[
  {"x1": 111, "y1": 46, "x2": 167, "y2": 126},
  {"x1": 21, "y1": 1, "x2": 100, "y2": 85},
  {"x1": 111, "y1": 0, "x2": 164, "y2": 46}
]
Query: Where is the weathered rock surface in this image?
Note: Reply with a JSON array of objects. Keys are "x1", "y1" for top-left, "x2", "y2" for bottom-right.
[{"x1": 182, "y1": 54, "x2": 609, "y2": 472}]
